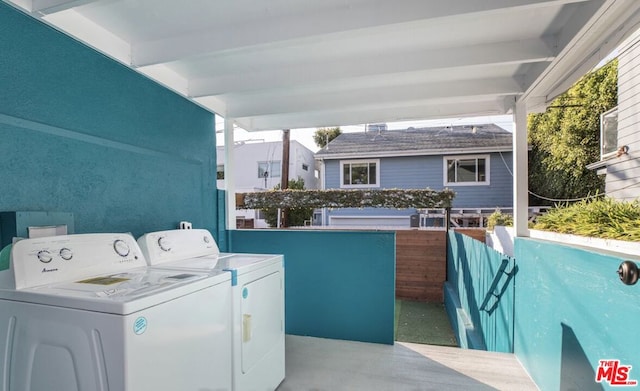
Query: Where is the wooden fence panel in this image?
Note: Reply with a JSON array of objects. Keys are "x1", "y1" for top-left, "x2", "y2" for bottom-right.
[
  {"x1": 396, "y1": 230, "x2": 445, "y2": 302},
  {"x1": 395, "y1": 229, "x2": 485, "y2": 302}
]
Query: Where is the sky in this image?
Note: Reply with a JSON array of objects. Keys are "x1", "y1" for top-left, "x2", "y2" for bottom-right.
[{"x1": 215, "y1": 114, "x2": 515, "y2": 153}]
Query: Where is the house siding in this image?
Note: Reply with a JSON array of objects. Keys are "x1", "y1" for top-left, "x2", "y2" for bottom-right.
[
  {"x1": 0, "y1": 4, "x2": 217, "y2": 236},
  {"x1": 322, "y1": 152, "x2": 513, "y2": 213},
  {"x1": 609, "y1": 34, "x2": 640, "y2": 200}
]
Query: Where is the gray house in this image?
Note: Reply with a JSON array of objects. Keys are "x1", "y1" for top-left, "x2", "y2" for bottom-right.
[
  {"x1": 315, "y1": 124, "x2": 513, "y2": 227},
  {"x1": 588, "y1": 29, "x2": 640, "y2": 201}
]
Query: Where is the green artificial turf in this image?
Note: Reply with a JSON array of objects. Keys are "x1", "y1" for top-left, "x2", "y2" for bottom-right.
[{"x1": 395, "y1": 300, "x2": 458, "y2": 347}]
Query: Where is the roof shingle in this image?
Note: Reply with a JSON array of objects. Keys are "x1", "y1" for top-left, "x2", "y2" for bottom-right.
[{"x1": 316, "y1": 124, "x2": 512, "y2": 158}]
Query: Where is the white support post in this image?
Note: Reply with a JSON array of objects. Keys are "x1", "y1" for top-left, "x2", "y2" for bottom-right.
[
  {"x1": 513, "y1": 100, "x2": 529, "y2": 237},
  {"x1": 224, "y1": 118, "x2": 236, "y2": 230},
  {"x1": 318, "y1": 158, "x2": 327, "y2": 227}
]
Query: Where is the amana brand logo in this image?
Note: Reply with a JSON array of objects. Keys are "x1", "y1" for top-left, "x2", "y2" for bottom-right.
[
  {"x1": 41, "y1": 267, "x2": 58, "y2": 273},
  {"x1": 596, "y1": 359, "x2": 637, "y2": 386}
]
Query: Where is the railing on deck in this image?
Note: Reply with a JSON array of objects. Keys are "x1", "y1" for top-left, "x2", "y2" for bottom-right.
[{"x1": 419, "y1": 207, "x2": 550, "y2": 228}]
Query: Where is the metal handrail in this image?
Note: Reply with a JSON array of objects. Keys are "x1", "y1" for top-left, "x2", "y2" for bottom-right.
[{"x1": 479, "y1": 258, "x2": 517, "y2": 314}]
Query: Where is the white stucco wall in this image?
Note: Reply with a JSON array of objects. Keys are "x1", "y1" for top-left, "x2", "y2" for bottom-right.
[
  {"x1": 217, "y1": 140, "x2": 318, "y2": 227},
  {"x1": 217, "y1": 140, "x2": 318, "y2": 191}
]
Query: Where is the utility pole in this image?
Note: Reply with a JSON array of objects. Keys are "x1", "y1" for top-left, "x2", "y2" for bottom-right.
[{"x1": 280, "y1": 129, "x2": 290, "y2": 228}]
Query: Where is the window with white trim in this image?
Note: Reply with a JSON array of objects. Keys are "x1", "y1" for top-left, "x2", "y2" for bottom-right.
[
  {"x1": 340, "y1": 160, "x2": 379, "y2": 188},
  {"x1": 600, "y1": 106, "x2": 618, "y2": 159},
  {"x1": 258, "y1": 161, "x2": 281, "y2": 178},
  {"x1": 444, "y1": 155, "x2": 489, "y2": 186}
]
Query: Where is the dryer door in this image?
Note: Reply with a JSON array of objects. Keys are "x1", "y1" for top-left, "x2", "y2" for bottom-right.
[{"x1": 240, "y1": 270, "x2": 283, "y2": 373}]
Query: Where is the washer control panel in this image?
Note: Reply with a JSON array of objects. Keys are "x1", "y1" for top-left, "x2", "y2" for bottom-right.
[
  {"x1": 137, "y1": 229, "x2": 219, "y2": 265},
  {"x1": 9, "y1": 233, "x2": 146, "y2": 289}
]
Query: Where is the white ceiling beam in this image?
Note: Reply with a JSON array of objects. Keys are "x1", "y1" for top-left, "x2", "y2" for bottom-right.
[
  {"x1": 5, "y1": 0, "x2": 32, "y2": 12},
  {"x1": 188, "y1": 39, "x2": 554, "y2": 98},
  {"x1": 43, "y1": 9, "x2": 131, "y2": 64},
  {"x1": 193, "y1": 96, "x2": 228, "y2": 118},
  {"x1": 524, "y1": 0, "x2": 640, "y2": 104},
  {"x1": 225, "y1": 77, "x2": 523, "y2": 118},
  {"x1": 234, "y1": 100, "x2": 507, "y2": 132},
  {"x1": 523, "y1": 96, "x2": 549, "y2": 113},
  {"x1": 30, "y1": 0, "x2": 105, "y2": 15},
  {"x1": 545, "y1": 2, "x2": 640, "y2": 99},
  {"x1": 132, "y1": 0, "x2": 586, "y2": 67},
  {"x1": 498, "y1": 96, "x2": 517, "y2": 114},
  {"x1": 536, "y1": 0, "x2": 608, "y2": 99},
  {"x1": 137, "y1": 65, "x2": 189, "y2": 97}
]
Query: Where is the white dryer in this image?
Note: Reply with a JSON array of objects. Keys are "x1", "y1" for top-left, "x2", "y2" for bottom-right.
[
  {"x1": 0, "y1": 233, "x2": 232, "y2": 391},
  {"x1": 138, "y1": 229, "x2": 285, "y2": 391}
]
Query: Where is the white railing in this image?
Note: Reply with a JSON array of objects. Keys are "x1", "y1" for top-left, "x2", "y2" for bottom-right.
[{"x1": 417, "y1": 207, "x2": 551, "y2": 228}]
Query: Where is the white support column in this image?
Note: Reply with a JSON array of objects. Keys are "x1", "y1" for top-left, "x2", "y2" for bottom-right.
[
  {"x1": 513, "y1": 100, "x2": 530, "y2": 237},
  {"x1": 320, "y1": 159, "x2": 327, "y2": 226},
  {"x1": 224, "y1": 118, "x2": 236, "y2": 230}
]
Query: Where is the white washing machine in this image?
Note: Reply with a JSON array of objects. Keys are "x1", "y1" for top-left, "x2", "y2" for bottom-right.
[
  {"x1": 137, "y1": 229, "x2": 285, "y2": 391},
  {"x1": 0, "y1": 233, "x2": 232, "y2": 391}
]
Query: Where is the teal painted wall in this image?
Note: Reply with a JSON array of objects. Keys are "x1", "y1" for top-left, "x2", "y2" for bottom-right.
[
  {"x1": 514, "y1": 238, "x2": 640, "y2": 391},
  {"x1": 0, "y1": 4, "x2": 217, "y2": 236},
  {"x1": 446, "y1": 231, "x2": 515, "y2": 353},
  {"x1": 229, "y1": 229, "x2": 396, "y2": 345}
]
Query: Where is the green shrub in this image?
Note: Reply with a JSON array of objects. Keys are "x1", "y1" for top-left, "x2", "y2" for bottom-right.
[
  {"x1": 486, "y1": 209, "x2": 513, "y2": 231},
  {"x1": 262, "y1": 178, "x2": 314, "y2": 227},
  {"x1": 532, "y1": 197, "x2": 640, "y2": 241}
]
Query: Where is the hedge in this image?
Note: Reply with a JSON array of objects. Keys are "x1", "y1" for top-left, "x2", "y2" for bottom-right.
[{"x1": 237, "y1": 188, "x2": 455, "y2": 209}]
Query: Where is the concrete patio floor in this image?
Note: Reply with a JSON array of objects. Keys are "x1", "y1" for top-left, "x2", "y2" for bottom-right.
[{"x1": 277, "y1": 335, "x2": 538, "y2": 391}]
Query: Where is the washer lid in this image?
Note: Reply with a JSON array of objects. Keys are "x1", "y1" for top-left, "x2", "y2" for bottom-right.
[
  {"x1": 151, "y1": 253, "x2": 233, "y2": 272},
  {"x1": 0, "y1": 267, "x2": 228, "y2": 315},
  {"x1": 155, "y1": 253, "x2": 283, "y2": 275},
  {"x1": 216, "y1": 253, "x2": 284, "y2": 275}
]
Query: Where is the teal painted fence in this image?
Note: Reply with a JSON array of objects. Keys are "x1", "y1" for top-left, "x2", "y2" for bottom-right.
[
  {"x1": 514, "y1": 237, "x2": 640, "y2": 391},
  {"x1": 0, "y1": 3, "x2": 217, "y2": 236},
  {"x1": 446, "y1": 230, "x2": 515, "y2": 353},
  {"x1": 230, "y1": 229, "x2": 396, "y2": 345}
]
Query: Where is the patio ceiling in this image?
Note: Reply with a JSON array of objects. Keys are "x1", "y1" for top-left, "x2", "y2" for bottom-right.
[{"x1": 6, "y1": 0, "x2": 640, "y2": 131}]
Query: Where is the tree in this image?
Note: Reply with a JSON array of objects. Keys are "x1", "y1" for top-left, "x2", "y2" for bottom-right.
[
  {"x1": 527, "y1": 59, "x2": 617, "y2": 205},
  {"x1": 313, "y1": 127, "x2": 342, "y2": 148},
  {"x1": 262, "y1": 177, "x2": 314, "y2": 227}
]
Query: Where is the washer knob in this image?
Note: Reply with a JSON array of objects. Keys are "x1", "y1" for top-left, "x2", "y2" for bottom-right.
[
  {"x1": 113, "y1": 239, "x2": 130, "y2": 257},
  {"x1": 203, "y1": 235, "x2": 210, "y2": 244},
  {"x1": 59, "y1": 248, "x2": 73, "y2": 260},
  {"x1": 158, "y1": 237, "x2": 172, "y2": 252},
  {"x1": 37, "y1": 250, "x2": 53, "y2": 263}
]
